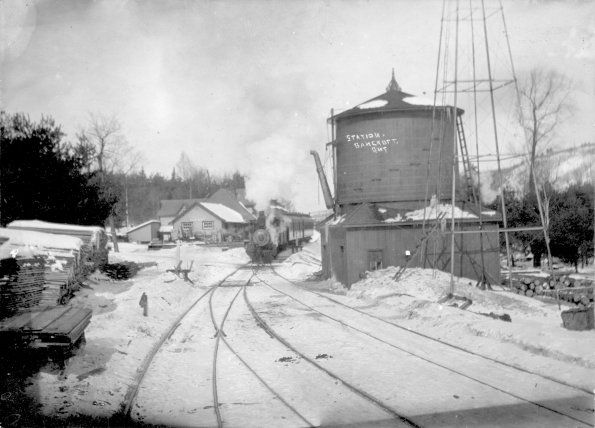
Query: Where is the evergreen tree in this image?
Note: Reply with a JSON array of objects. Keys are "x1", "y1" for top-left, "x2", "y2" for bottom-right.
[{"x1": 0, "y1": 112, "x2": 114, "y2": 226}]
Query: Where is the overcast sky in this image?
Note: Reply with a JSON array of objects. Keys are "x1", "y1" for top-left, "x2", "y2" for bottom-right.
[{"x1": 2, "y1": 0, "x2": 594, "y2": 212}]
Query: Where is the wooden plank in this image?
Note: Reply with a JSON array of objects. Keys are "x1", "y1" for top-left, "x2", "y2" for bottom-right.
[
  {"x1": 45, "y1": 307, "x2": 92, "y2": 334},
  {"x1": 64, "y1": 317, "x2": 91, "y2": 342},
  {"x1": 22, "y1": 306, "x2": 71, "y2": 331},
  {"x1": 0, "y1": 311, "x2": 42, "y2": 330}
]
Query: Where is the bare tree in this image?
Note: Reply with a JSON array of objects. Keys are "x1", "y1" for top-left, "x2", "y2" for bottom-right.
[
  {"x1": 176, "y1": 152, "x2": 198, "y2": 198},
  {"x1": 517, "y1": 69, "x2": 573, "y2": 190},
  {"x1": 77, "y1": 113, "x2": 142, "y2": 252},
  {"x1": 77, "y1": 113, "x2": 139, "y2": 175}
]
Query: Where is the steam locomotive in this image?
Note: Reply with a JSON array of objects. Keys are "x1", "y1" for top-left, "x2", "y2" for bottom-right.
[{"x1": 245, "y1": 207, "x2": 315, "y2": 264}]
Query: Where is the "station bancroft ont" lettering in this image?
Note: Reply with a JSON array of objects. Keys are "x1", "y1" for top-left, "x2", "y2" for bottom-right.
[{"x1": 345, "y1": 132, "x2": 399, "y2": 154}]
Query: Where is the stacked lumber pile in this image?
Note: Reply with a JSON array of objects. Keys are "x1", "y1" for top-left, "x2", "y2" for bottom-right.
[
  {"x1": 0, "y1": 228, "x2": 84, "y2": 307},
  {"x1": 0, "y1": 256, "x2": 46, "y2": 318},
  {"x1": 511, "y1": 274, "x2": 594, "y2": 309},
  {"x1": 41, "y1": 251, "x2": 80, "y2": 305},
  {"x1": 7, "y1": 220, "x2": 109, "y2": 272}
]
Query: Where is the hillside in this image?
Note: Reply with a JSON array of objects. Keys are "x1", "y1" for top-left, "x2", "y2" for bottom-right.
[{"x1": 481, "y1": 142, "x2": 594, "y2": 200}]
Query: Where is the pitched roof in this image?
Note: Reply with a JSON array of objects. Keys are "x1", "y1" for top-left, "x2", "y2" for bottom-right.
[
  {"x1": 206, "y1": 188, "x2": 256, "y2": 222},
  {"x1": 333, "y1": 70, "x2": 462, "y2": 120},
  {"x1": 126, "y1": 219, "x2": 160, "y2": 234},
  {"x1": 170, "y1": 202, "x2": 247, "y2": 225},
  {"x1": 156, "y1": 199, "x2": 205, "y2": 218},
  {"x1": 201, "y1": 203, "x2": 246, "y2": 223}
]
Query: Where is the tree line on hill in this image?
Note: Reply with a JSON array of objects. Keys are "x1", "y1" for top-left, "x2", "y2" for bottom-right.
[{"x1": 0, "y1": 112, "x2": 246, "y2": 229}]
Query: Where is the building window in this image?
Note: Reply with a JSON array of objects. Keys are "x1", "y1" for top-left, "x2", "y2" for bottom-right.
[
  {"x1": 202, "y1": 220, "x2": 214, "y2": 230},
  {"x1": 368, "y1": 250, "x2": 383, "y2": 271},
  {"x1": 181, "y1": 222, "x2": 193, "y2": 239}
]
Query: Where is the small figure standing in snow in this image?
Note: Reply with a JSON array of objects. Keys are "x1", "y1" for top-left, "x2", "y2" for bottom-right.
[{"x1": 139, "y1": 292, "x2": 148, "y2": 317}]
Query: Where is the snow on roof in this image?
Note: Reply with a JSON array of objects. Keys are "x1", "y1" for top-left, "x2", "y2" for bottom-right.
[
  {"x1": 126, "y1": 220, "x2": 160, "y2": 234},
  {"x1": 384, "y1": 214, "x2": 403, "y2": 223},
  {"x1": 383, "y1": 204, "x2": 478, "y2": 223},
  {"x1": 8, "y1": 220, "x2": 103, "y2": 234},
  {"x1": 329, "y1": 215, "x2": 346, "y2": 225},
  {"x1": 206, "y1": 189, "x2": 256, "y2": 221},
  {"x1": 401, "y1": 96, "x2": 446, "y2": 107},
  {"x1": 201, "y1": 202, "x2": 246, "y2": 223},
  {"x1": 357, "y1": 99, "x2": 389, "y2": 109},
  {"x1": 0, "y1": 228, "x2": 83, "y2": 252}
]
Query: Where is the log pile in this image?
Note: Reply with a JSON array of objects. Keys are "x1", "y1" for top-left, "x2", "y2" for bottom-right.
[
  {"x1": 101, "y1": 262, "x2": 140, "y2": 280},
  {"x1": 511, "y1": 274, "x2": 594, "y2": 309},
  {"x1": 0, "y1": 257, "x2": 46, "y2": 318}
]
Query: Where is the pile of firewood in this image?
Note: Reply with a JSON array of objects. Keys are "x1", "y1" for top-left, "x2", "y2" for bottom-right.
[
  {"x1": 511, "y1": 275, "x2": 594, "y2": 309},
  {"x1": 0, "y1": 257, "x2": 46, "y2": 318},
  {"x1": 101, "y1": 262, "x2": 140, "y2": 280}
]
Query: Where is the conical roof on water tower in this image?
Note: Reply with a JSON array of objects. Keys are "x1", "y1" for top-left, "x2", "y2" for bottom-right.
[{"x1": 330, "y1": 70, "x2": 463, "y2": 207}]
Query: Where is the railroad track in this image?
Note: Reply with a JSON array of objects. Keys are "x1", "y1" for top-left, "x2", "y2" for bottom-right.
[
  {"x1": 120, "y1": 266, "x2": 246, "y2": 421},
  {"x1": 210, "y1": 266, "x2": 414, "y2": 427},
  {"x1": 242, "y1": 284, "x2": 420, "y2": 427},
  {"x1": 249, "y1": 267, "x2": 593, "y2": 427},
  {"x1": 208, "y1": 274, "x2": 315, "y2": 428},
  {"x1": 120, "y1": 265, "x2": 314, "y2": 427},
  {"x1": 270, "y1": 266, "x2": 594, "y2": 396}
]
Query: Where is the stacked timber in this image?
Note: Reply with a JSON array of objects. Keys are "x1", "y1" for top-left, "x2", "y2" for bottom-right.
[
  {"x1": 0, "y1": 255, "x2": 46, "y2": 318},
  {"x1": 511, "y1": 274, "x2": 594, "y2": 309},
  {"x1": 7, "y1": 220, "x2": 109, "y2": 272},
  {"x1": 102, "y1": 262, "x2": 140, "y2": 280},
  {"x1": 40, "y1": 251, "x2": 80, "y2": 305},
  {"x1": 0, "y1": 228, "x2": 84, "y2": 307}
]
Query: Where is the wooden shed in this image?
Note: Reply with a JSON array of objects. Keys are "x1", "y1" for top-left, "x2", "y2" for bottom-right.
[
  {"x1": 320, "y1": 202, "x2": 501, "y2": 288},
  {"x1": 127, "y1": 220, "x2": 160, "y2": 243}
]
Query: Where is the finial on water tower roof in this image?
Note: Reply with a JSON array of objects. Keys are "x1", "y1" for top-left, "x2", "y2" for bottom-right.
[{"x1": 386, "y1": 68, "x2": 402, "y2": 92}]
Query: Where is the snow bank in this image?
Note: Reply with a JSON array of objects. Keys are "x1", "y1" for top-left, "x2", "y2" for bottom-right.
[
  {"x1": 340, "y1": 266, "x2": 595, "y2": 382},
  {"x1": 276, "y1": 237, "x2": 322, "y2": 281},
  {"x1": 276, "y1": 247, "x2": 321, "y2": 280},
  {"x1": 348, "y1": 267, "x2": 560, "y2": 319}
]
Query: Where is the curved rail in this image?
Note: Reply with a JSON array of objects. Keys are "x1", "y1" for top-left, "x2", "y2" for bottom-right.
[
  {"x1": 208, "y1": 274, "x2": 314, "y2": 427},
  {"x1": 121, "y1": 266, "x2": 246, "y2": 419},
  {"x1": 271, "y1": 267, "x2": 594, "y2": 396},
  {"x1": 243, "y1": 285, "x2": 421, "y2": 428},
  {"x1": 209, "y1": 284, "x2": 244, "y2": 428},
  {"x1": 262, "y1": 269, "x2": 592, "y2": 426}
]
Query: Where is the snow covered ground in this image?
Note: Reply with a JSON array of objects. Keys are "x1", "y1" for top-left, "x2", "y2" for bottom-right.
[
  {"x1": 27, "y1": 242, "x2": 249, "y2": 419},
  {"x1": 20, "y1": 236, "x2": 594, "y2": 426},
  {"x1": 281, "y1": 238, "x2": 594, "y2": 393}
]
